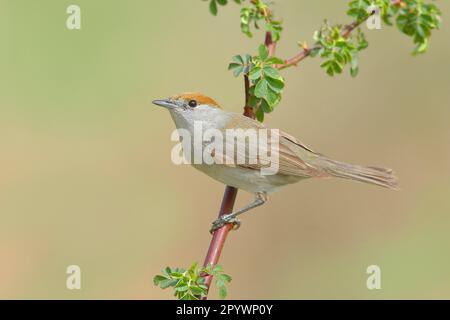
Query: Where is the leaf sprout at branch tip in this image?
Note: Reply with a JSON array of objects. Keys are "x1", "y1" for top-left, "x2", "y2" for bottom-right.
[{"x1": 153, "y1": 262, "x2": 232, "y2": 300}]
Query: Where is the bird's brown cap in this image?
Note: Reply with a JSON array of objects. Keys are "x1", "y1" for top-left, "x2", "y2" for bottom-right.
[{"x1": 170, "y1": 92, "x2": 221, "y2": 109}]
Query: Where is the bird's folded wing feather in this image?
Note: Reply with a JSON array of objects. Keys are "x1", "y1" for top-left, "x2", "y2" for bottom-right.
[{"x1": 213, "y1": 114, "x2": 322, "y2": 177}]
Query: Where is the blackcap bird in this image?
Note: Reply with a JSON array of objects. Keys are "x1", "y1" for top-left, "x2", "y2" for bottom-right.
[{"x1": 153, "y1": 93, "x2": 398, "y2": 232}]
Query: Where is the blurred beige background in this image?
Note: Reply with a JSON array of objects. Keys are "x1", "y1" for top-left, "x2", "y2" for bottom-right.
[{"x1": 0, "y1": 0, "x2": 449, "y2": 299}]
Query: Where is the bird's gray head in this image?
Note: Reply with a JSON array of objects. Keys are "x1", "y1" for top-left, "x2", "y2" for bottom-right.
[
  {"x1": 152, "y1": 92, "x2": 229, "y2": 130},
  {"x1": 152, "y1": 92, "x2": 222, "y2": 112}
]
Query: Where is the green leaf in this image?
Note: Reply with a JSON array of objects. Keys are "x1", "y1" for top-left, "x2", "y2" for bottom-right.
[
  {"x1": 258, "y1": 44, "x2": 269, "y2": 61},
  {"x1": 326, "y1": 66, "x2": 335, "y2": 77},
  {"x1": 233, "y1": 66, "x2": 244, "y2": 77},
  {"x1": 350, "y1": 55, "x2": 359, "y2": 77},
  {"x1": 216, "y1": 0, "x2": 227, "y2": 5},
  {"x1": 212, "y1": 264, "x2": 224, "y2": 273},
  {"x1": 229, "y1": 54, "x2": 254, "y2": 77},
  {"x1": 190, "y1": 286, "x2": 206, "y2": 295},
  {"x1": 264, "y1": 89, "x2": 280, "y2": 108},
  {"x1": 153, "y1": 275, "x2": 168, "y2": 285},
  {"x1": 218, "y1": 285, "x2": 228, "y2": 299},
  {"x1": 320, "y1": 60, "x2": 333, "y2": 76},
  {"x1": 262, "y1": 66, "x2": 281, "y2": 79},
  {"x1": 228, "y1": 63, "x2": 241, "y2": 70},
  {"x1": 249, "y1": 85, "x2": 255, "y2": 96},
  {"x1": 220, "y1": 274, "x2": 232, "y2": 282},
  {"x1": 261, "y1": 98, "x2": 274, "y2": 113},
  {"x1": 209, "y1": 0, "x2": 218, "y2": 16},
  {"x1": 175, "y1": 285, "x2": 189, "y2": 292},
  {"x1": 159, "y1": 278, "x2": 178, "y2": 289},
  {"x1": 333, "y1": 52, "x2": 344, "y2": 64},
  {"x1": 266, "y1": 77, "x2": 284, "y2": 93},
  {"x1": 255, "y1": 107, "x2": 265, "y2": 122},
  {"x1": 415, "y1": 24, "x2": 426, "y2": 40},
  {"x1": 413, "y1": 39, "x2": 428, "y2": 55},
  {"x1": 232, "y1": 55, "x2": 244, "y2": 64},
  {"x1": 265, "y1": 56, "x2": 285, "y2": 65},
  {"x1": 248, "y1": 67, "x2": 262, "y2": 80},
  {"x1": 357, "y1": 31, "x2": 368, "y2": 50},
  {"x1": 332, "y1": 60, "x2": 343, "y2": 74},
  {"x1": 254, "y1": 78, "x2": 268, "y2": 98},
  {"x1": 170, "y1": 272, "x2": 184, "y2": 278},
  {"x1": 249, "y1": 95, "x2": 260, "y2": 108}
]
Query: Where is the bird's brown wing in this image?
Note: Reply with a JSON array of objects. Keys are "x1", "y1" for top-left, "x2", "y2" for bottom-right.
[{"x1": 211, "y1": 114, "x2": 322, "y2": 177}]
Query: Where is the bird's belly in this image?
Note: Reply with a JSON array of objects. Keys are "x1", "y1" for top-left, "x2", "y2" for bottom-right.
[{"x1": 192, "y1": 163, "x2": 303, "y2": 193}]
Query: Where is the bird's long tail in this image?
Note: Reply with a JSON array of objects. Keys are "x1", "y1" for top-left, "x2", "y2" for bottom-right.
[{"x1": 317, "y1": 156, "x2": 398, "y2": 190}]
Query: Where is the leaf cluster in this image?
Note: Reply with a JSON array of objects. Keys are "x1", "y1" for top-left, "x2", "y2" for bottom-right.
[
  {"x1": 396, "y1": 0, "x2": 441, "y2": 54},
  {"x1": 312, "y1": 22, "x2": 368, "y2": 77},
  {"x1": 229, "y1": 45, "x2": 286, "y2": 122},
  {"x1": 240, "y1": 1, "x2": 283, "y2": 40},
  {"x1": 207, "y1": 0, "x2": 442, "y2": 80},
  {"x1": 240, "y1": 4, "x2": 265, "y2": 37},
  {"x1": 347, "y1": 0, "x2": 441, "y2": 55},
  {"x1": 153, "y1": 263, "x2": 232, "y2": 300}
]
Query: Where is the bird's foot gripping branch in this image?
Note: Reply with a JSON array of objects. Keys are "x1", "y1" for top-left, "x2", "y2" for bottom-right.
[{"x1": 153, "y1": 0, "x2": 441, "y2": 300}]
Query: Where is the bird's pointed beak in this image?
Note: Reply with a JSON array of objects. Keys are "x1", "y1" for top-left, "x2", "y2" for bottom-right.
[{"x1": 152, "y1": 99, "x2": 178, "y2": 109}]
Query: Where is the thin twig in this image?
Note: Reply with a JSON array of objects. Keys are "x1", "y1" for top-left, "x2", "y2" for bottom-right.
[
  {"x1": 276, "y1": 47, "x2": 312, "y2": 70},
  {"x1": 277, "y1": 11, "x2": 376, "y2": 70}
]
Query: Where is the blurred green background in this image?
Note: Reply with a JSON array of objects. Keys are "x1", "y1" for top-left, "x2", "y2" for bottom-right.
[{"x1": 1, "y1": 0, "x2": 449, "y2": 299}]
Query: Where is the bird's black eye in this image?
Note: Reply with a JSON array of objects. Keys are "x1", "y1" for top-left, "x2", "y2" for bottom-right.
[{"x1": 188, "y1": 100, "x2": 198, "y2": 108}]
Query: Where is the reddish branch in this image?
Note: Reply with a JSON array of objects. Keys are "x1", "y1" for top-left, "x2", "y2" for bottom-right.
[
  {"x1": 243, "y1": 75, "x2": 254, "y2": 118},
  {"x1": 265, "y1": 32, "x2": 277, "y2": 57},
  {"x1": 201, "y1": 186, "x2": 237, "y2": 291},
  {"x1": 276, "y1": 47, "x2": 312, "y2": 70},
  {"x1": 342, "y1": 10, "x2": 376, "y2": 38}
]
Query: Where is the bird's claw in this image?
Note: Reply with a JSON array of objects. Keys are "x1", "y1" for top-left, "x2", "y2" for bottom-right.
[{"x1": 209, "y1": 215, "x2": 241, "y2": 234}]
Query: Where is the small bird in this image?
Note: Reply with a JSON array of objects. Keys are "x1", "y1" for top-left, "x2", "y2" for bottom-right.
[{"x1": 153, "y1": 93, "x2": 398, "y2": 232}]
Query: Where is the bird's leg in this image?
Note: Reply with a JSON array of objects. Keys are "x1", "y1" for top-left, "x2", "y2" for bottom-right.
[{"x1": 209, "y1": 192, "x2": 267, "y2": 234}]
